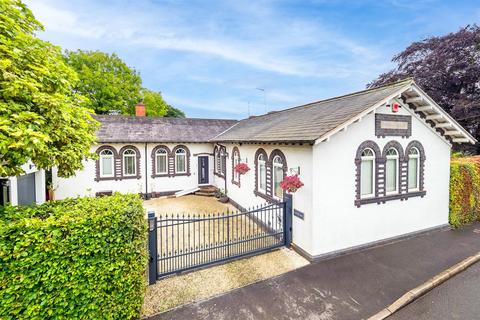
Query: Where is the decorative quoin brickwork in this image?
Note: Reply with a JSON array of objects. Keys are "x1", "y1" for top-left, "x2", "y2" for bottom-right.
[
  {"x1": 269, "y1": 149, "x2": 288, "y2": 200},
  {"x1": 231, "y1": 146, "x2": 241, "y2": 187},
  {"x1": 354, "y1": 140, "x2": 381, "y2": 201},
  {"x1": 405, "y1": 140, "x2": 426, "y2": 191},
  {"x1": 172, "y1": 145, "x2": 191, "y2": 176},
  {"x1": 375, "y1": 113, "x2": 412, "y2": 138},
  {"x1": 354, "y1": 140, "x2": 426, "y2": 207},
  {"x1": 95, "y1": 145, "x2": 119, "y2": 181},
  {"x1": 381, "y1": 140, "x2": 405, "y2": 197},
  {"x1": 118, "y1": 145, "x2": 142, "y2": 180},
  {"x1": 253, "y1": 148, "x2": 287, "y2": 202},
  {"x1": 151, "y1": 145, "x2": 172, "y2": 178},
  {"x1": 214, "y1": 144, "x2": 226, "y2": 178}
]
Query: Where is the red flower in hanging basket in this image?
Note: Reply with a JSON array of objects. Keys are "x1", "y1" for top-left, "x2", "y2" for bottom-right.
[
  {"x1": 234, "y1": 163, "x2": 250, "y2": 175},
  {"x1": 280, "y1": 174, "x2": 304, "y2": 193}
]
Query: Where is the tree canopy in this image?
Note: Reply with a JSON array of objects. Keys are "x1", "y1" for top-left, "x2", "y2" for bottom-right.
[
  {"x1": 64, "y1": 50, "x2": 186, "y2": 117},
  {"x1": 369, "y1": 25, "x2": 480, "y2": 151},
  {"x1": 142, "y1": 89, "x2": 168, "y2": 117},
  {"x1": 0, "y1": 0, "x2": 98, "y2": 177},
  {"x1": 165, "y1": 104, "x2": 186, "y2": 118},
  {"x1": 64, "y1": 50, "x2": 143, "y2": 115}
]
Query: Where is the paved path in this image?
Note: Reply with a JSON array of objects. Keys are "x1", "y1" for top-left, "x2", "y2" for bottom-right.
[
  {"x1": 390, "y1": 260, "x2": 480, "y2": 320},
  {"x1": 148, "y1": 223, "x2": 480, "y2": 320}
]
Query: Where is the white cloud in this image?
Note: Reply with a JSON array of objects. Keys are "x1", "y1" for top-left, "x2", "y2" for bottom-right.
[
  {"x1": 27, "y1": 1, "x2": 106, "y2": 39},
  {"x1": 26, "y1": 0, "x2": 387, "y2": 79}
]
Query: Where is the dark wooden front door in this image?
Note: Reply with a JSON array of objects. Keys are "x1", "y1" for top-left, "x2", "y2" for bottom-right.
[{"x1": 198, "y1": 156, "x2": 209, "y2": 184}]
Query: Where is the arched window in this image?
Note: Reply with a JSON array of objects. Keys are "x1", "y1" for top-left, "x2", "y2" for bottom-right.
[
  {"x1": 99, "y1": 149, "x2": 114, "y2": 178},
  {"x1": 408, "y1": 147, "x2": 420, "y2": 191},
  {"x1": 258, "y1": 153, "x2": 266, "y2": 193},
  {"x1": 175, "y1": 148, "x2": 187, "y2": 173},
  {"x1": 233, "y1": 148, "x2": 240, "y2": 183},
  {"x1": 385, "y1": 147, "x2": 399, "y2": 194},
  {"x1": 360, "y1": 148, "x2": 375, "y2": 197},
  {"x1": 155, "y1": 148, "x2": 168, "y2": 175},
  {"x1": 272, "y1": 155, "x2": 284, "y2": 199},
  {"x1": 123, "y1": 149, "x2": 137, "y2": 176}
]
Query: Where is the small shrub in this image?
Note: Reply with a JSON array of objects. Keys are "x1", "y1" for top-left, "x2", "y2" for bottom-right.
[
  {"x1": 0, "y1": 193, "x2": 148, "y2": 319},
  {"x1": 449, "y1": 156, "x2": 480, "y2": 227}
]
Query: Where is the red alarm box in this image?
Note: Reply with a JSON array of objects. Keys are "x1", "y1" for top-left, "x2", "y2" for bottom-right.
[{"x1": 392, "y1": 103, "x2": 400, "y2": 112}]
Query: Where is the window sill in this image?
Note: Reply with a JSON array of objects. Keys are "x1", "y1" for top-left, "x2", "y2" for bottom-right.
[
  {"x1": 95, "y1": 176, "x2": 116, "y2": 182},
  {"x1": 151, "y1": 173, "x2": 170, "y2": 178},
  {"x1": 121, "y1": 175, "x2": 141, "y2": 180},
  {"x1": 355, "y1": 190, "x2": 426, "y2": 207},
  {"x1": 173, "y1": 172, "x2": 190, "y2": 177},
  {"x1": 254, "y1": 190, "x2": 284, "y2": 203}
]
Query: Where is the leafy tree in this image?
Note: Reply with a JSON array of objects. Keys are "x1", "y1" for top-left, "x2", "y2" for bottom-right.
[
  {"x1": 0, "y1": 0, "x2": 98, "y2": 177},
  {"x1": 165, "y1": 104, "x2": 186, "y2": 118},
  {"x1": 142, "y1": 89, "x2": 168, "y2": 117},
  {"x1": 64, "y1": 50, "x2": 142, "y2": 115},
  {"x1": 369, "y1": 25, "x2": 480, "y2": 152}
]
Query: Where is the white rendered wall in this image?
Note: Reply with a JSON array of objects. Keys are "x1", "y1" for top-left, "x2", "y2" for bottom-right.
[
  {"x1": 311, "y1": 105, "x2": 451, "y2": 256},
  {"x1": 53, "y1": 143, "x2": 214, "y2": 199},
  {"x1": 213, "y1": 143, "x2": 314, "y2": 254},
  {"x1": 8, "y1": 163, "x2": 46, "y2": 206}
]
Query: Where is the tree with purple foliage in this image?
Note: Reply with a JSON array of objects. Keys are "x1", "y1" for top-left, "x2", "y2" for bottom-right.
[{"x1": 369, "y1": 25, "x2": 480, "y2": 153}]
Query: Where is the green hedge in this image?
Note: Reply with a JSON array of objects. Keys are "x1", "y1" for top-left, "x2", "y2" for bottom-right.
[
  {"x1": 450, "y1": 156, "x2": 480, "y2": 227},
  {"x1": 0, "y1": 193, "x2": 148, "y2": 319}
]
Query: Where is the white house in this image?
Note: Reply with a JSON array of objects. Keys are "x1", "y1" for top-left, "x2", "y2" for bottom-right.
[{"x1": 53, "y1": 79, "x2": 476, "y2": 260}]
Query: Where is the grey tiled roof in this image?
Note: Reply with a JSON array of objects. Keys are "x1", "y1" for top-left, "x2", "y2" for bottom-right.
[
  {"x1": 212, "y1": 79, "x2": 413, "y2": 143},
  {"x1": 94, "y1": 116, "x2": 238, "y2": 143}
]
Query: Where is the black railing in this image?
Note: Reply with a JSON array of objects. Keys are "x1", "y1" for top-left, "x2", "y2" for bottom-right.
[{"x1": 148, "y1": 194, "x2": 293, "y2": 284}]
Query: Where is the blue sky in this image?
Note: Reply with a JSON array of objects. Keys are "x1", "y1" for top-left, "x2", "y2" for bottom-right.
[{"x1": 26, "y1": 0, "x2": 480, "y2": 119}]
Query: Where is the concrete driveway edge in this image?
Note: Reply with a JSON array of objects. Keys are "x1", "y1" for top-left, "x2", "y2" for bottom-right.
[{"x1": 368, "y1": 252, "x2": 480, "y2": 320}]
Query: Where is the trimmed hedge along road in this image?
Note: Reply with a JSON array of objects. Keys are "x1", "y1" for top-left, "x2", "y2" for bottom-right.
[
  {"x1": 0, "y1": 194, "x2": 148, "y2": 319},
  {"x1": 450, "y1": 156, "x2": 480, "y2": 227}
]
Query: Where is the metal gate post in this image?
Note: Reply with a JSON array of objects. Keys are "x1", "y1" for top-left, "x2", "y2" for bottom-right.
[
  {"x1": 284, "y1": 194, "x2": 293, "y2": 248},
  {"x1": 148, "y1": 211, "x2": 158, "y2": 285}
]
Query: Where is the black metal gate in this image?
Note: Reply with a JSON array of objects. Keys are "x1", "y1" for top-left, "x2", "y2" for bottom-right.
[{"x1": 148, "y1": 194, "x2": 293, "y2": 284}]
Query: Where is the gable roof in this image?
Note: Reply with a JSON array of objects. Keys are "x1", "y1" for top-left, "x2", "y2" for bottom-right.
[
  {"x1": 94, "y1": 115, "x2": 237, "y2": 143},
  {"x1": 212, "y1": 79, "x2": 476, "y2": 145}
]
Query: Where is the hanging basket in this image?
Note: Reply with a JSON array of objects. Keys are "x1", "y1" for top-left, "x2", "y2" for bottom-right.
[
  {"x1": 234, "y1": 163, "x2": 250, "y2": 175},
  {"x1": 280, "y1": 174, "x2": 304, "y2": 193}
]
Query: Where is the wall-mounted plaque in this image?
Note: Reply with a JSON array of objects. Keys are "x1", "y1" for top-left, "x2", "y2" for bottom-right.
[
  {"x1": 375, "y1": 114, "x2": 412, "y2": 138},
  {"x1": 294, "y1": 209, "x2": 304, "y2": 220}
]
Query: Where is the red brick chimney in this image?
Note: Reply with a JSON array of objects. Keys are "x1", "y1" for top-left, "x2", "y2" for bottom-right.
[{"x1": 135, "y1": 102, "x2": 146, "y2": 116}]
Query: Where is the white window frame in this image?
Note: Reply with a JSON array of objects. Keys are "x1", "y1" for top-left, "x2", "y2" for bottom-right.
[
  {"x1": 408, "y1": 147, "x2": 420, "y2": 192},
  {"x1": 175, "y1": 148, "x2": 187, "y2": 174},
  {"x1": 233, "y1": 150, "x2": 240, "y2": 182},
  {"x1": 99, "y1": 149, "x2": 114, "y2": 178},
  {"x1": 258, "y1": 154, "x2": 266, "y2": 194},
  {"x1": 272, "y1": 155, "x2": 284, "y2": 200},
  {"x1": 360, "y1": 148, "x2": 375, "y2": 198},
  {"x1": 122, "y1": 149, "x2": 137, "y2": 176},
  {"x1": 155, "y1": 148, "x2": 168, "y2": 175},
  {"x1": 385, "y1": 147, "x2": 399, "y2": 195}
]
